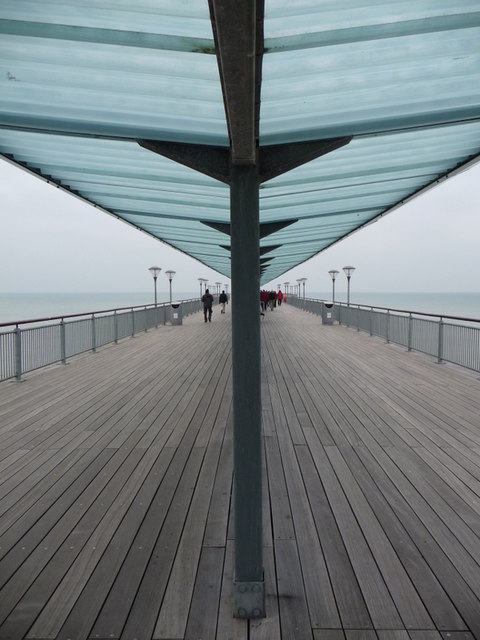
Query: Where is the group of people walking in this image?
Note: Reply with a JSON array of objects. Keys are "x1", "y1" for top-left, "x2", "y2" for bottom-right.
[
  {"x1": 260, "y1": 289, "x2": 284, "y2": 311},
  {"x1": 201, "y1": 287, "x2": 286, "y2": 323},
  {"x1": 201, "y1": 289, "x2": 228, "y2": 322}
]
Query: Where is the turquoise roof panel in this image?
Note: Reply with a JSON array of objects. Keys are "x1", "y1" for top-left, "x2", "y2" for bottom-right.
[{"x1": 1, "y1": 1, "x2": 479, "y2": 284}]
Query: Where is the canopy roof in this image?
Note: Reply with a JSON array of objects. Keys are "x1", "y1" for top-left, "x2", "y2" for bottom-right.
[{"x1": 1, "y1": 1, "x2": 480, "y2": 284}]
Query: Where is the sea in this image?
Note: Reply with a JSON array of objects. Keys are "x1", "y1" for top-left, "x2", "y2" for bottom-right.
[
  {"x1": 0, "y1": 292, "x2": 198, "y2": 325},
  {"x1": 1, "y1": 291, "x2": 480, "y2": 325}
]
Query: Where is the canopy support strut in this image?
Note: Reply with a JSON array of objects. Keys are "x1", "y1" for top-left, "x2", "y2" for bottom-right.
[{"x1": 230, "y1": 163, "x2": 265, "y2": 617}]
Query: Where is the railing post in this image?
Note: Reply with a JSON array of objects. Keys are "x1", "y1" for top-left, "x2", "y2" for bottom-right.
[
  {"x1": 357, "y1": 304, "x2": 360, "y2": 331},
  {"x1": 114, "y1": 310, "x2": 118, "y2": 344},
  {"x1": 131, "y1": 308, "x2": 135, "y2": 336},
  {"x1": 438, "y1": 316, "x2": 444, "y2": 363},
  {"x1": 91, "y1": 314, "x2": 96, "y2": 353},
  {"x1": 407, "y1": 313, "x2": 413, "y2": 351},
  {"x1": 14, "y1": 324, "x2": 22, "y2": 381},
  {"x1": 60, "y1": 319, "x2": 66, "y2": 364},
  {"x1": 369, "y1": 307, "x2": 373, "y2": 336},
  {"x1": 144, "y1": 306, "x2": 148, "y2": 332},
  {"x1": 386, "y1": 310, "x2": 390, "y2": 343}
]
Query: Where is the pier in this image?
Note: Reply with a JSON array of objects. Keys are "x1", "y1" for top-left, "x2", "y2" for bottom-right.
[{"x1": 1, "y1": 304, "x2": 479, "y2": 639}]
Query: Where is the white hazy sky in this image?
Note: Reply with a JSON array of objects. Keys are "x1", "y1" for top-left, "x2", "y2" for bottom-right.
[{"x1": 1, "y1": 157, "x2": 479, "y2": 295}]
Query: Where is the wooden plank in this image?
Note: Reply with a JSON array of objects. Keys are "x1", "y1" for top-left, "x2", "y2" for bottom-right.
[
  {"x1": 325, "y1": 446, "x2": 435, "y2": 631},
  {"x1": 216, "y1": 540, "x2": 248, "y2": 640},
  {"x1": 338, "y1": 445, "x2": 467, "y2": 632},
  {"x1": 1, "y1": 306, "x2": 480, "y2": 638},
  {"x1": 0, "y1": 446, "x2": 147, "y2": 639},
  {"x1": 25, "y1": 445, "x2": 176, "y2": 639},
  {"x1": 355, "y1": 444, "x2": 480, "y2": 636},
  {"x1": 313, "y1": 631, "x2": 346, "y2": 640},
  {"x1": 203, "y1": 403, "x2": 234, "y2": 548},
  {"x1": 250, "y1": 542, "x2": 281, "y2": 640},
  {"x1": 304, "y1": 437, "x2": 403, "y2": 629},
  {"x1": 277, "y1": 437, "x2": 340, "y2": 630},
  {"x1": 274, "y1": 539, "x2": 313, "y2": 640},
  {"x1": 264, "y1": 435, "x2": 295, "y2": 541},
  {"x1": 184, "y1": 546, "x2": 224, "y2": 640},
  {"x1": 0, "y1": 448, "x2": 116, "y2": 627},
  {"x1": 153, "y1": 436, "x2": 225, "y2": 637},
  {"x1": 295, "y1": 443, "x2": 373, "y2": 631}
]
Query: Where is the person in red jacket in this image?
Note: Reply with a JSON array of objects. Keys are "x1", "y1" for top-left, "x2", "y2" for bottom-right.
[
  {"x1": 277, "y1": 289, "x2": 283, "y2": 306},
  {"x1": 260, "y1": 290, "x2": 269, "y2": 312}
]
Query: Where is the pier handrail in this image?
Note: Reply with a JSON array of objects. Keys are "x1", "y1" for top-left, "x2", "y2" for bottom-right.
[
  {"x1": 289, "y1": 296, "x2": 480, "y2": 374},
  {"x1": 0, "y1": 300, "x2": 194, "y2": 329},
  {"x1": 0, "y1": 298, "x2": 202, "y2": 382}
]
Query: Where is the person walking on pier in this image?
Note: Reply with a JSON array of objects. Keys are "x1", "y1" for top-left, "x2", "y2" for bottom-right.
[
  {"x1": 219, "y1": 290, "x2": 228, "y2": 314},
  {"x1": 202, "y1": 289, "x2": 214, "y2": 322}
]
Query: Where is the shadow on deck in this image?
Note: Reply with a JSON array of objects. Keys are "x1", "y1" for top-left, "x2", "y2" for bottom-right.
[{"x1": 0, "y1": 304, "x2": 479, "y2": 639}]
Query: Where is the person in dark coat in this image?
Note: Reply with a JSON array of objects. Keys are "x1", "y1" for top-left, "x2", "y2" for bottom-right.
[
  {"x1": 201, "y1": 289, "x2": 214, "y2": 322},
  {"x1": 219, "y1": 290, "x2": 228, "y2": 314}
]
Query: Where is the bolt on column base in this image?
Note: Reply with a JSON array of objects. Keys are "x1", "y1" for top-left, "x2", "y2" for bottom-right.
[{"x1": 233, "y1": 577, "x2": 265, "y2": 619}]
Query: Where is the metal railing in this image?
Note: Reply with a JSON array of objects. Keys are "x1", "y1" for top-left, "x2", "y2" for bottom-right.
[
  {"x1": 0, "y1": 299, "x2": 202, "y2": 382},
  {"x1": 289, "y1": 296, "x2": 480, "y2": 374}
]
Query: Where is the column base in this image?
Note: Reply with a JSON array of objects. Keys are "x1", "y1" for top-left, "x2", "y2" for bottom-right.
[{"x1": 233, "y1": 576, "x2": 266, "y2": 618}]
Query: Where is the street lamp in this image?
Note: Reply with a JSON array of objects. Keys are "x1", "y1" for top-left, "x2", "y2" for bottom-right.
[
  {"x1": 328, "y1": 269, "x2": 339, "y2": 302},
  {"x1": 165, "y1": 270, "x2": 176, "y2": 303},
  {"x1": 298, "y1": 277, "x2": 307, "y2": 299},
  {"x1": 198, "y1": 278, "x2": 207, "y2": 296},
  {"x1": 284, "y1": 282, "x2": 289, "y2": 295},
  {"x1": 215, "y1": 282, "x2": 221, "y2": 295},
  {"x1": 224, "y1": 283, "x2": 229, "y2": 295},
  {"x1": 148, "y1": 266, "x2": 162, "y2": 306},
  {"x1": 343, "y1": 266, "x2": 356, "y2": 306}
]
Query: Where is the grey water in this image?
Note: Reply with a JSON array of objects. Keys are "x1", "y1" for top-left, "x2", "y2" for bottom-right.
[
  {"x1": 0, "y1": 292, "x2": 198, "y2": 325},
  {"x1": 1, "y1": 291, "x2": 480, "y2": 325}
]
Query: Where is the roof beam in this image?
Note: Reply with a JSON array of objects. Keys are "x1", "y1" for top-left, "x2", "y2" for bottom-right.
[
  {"x1": 265, "y1": 12, "x2": 480, "y2": 53},
  {"x1": 202, "y1": 219, "x2": 297, "y2": 238},
  {"x1": 137, "y1": 140, "x2": 230, "y2": 184},
  {"x1": 259, "y1": 136, "x2": 352, "y2": 183},
  {"x1": 209, "y1": 0, "x2": 264, "y2": 165},
  {"x1": 0, "y1": 18, "x2": 214, "y2": 53}
]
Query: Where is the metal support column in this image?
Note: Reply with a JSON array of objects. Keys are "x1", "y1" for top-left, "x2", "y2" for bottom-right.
[{"x1": 230, "y1": 163, "x2": 265, "y2": 618}]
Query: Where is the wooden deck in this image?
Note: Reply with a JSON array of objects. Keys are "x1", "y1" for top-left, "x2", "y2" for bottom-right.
[{"x1": 1, "y1": 304, "x2": 480, "y2": 640}]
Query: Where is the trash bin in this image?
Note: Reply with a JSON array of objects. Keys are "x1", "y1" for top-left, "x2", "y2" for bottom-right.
[
  {"x1": 170, "y1": 303, "x2": 183, "y2": 325},
  {"x1": 321, "y1": 302, "x2": 335, "y2": 325}
]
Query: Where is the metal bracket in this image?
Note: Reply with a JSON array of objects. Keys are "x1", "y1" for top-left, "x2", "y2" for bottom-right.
[{"x1": 233, "y1": 578, "x2": 266, "y2": 618}]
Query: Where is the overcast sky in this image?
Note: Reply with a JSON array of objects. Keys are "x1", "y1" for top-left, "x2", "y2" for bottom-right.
[{"x1": 1, "y1": 157, "x2": 479, "y2": 295}]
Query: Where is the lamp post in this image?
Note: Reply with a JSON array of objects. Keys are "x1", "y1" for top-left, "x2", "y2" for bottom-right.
[
  {"x1": 198, "y1": 278, "x2": 207, "y2": 297},
  {"x1": 284, "y1": 282, "x2": 289, "y2": 295},
  {"x1": 328, "y1": 269, "x2": 339, "y2": 302},
  {"x1": 224, "y1": 283, "x2": 229, "y2": 295},
  {"x1": 148, "y1": 266, "x2": 162, "y2": 306},
  {"x1": 165, "y1": 270, "x2": 176, "y2": 303},
  {"x1": 215, "y1": 282, "x2": 221, "y2": 295},
  {"x1": 298, "y1": 277, "x2": 307, "y2": 298},
  {"x1": 343, "y1": 266, "x2": 355, "y2": 306}
]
